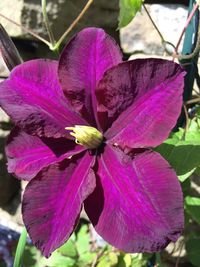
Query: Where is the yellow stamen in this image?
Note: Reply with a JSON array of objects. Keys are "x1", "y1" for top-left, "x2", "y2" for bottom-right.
[{"x1": 65, "y1": 125, "x2": 103, "y2": 149}]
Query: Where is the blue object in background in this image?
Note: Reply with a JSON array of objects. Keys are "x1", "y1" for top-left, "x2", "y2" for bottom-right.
[{"x1": 176, "y1": 0, "x2": 200, "y2": 128}]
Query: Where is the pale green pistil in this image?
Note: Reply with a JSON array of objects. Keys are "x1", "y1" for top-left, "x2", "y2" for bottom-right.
[{"x1": 65, "y1": 125, "x2": 103, "y2": 149}]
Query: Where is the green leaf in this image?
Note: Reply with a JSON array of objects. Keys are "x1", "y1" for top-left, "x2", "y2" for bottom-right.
[
  {"x1": 23, "y1": 245, "x2": 42, "y2": 267},
  {"x1": 178, "y1": 168, "x2": 196, "y2": 182},
  {"x1": 156, "y1": 139, "x2": 200, "y2": 176},
  {"x1": 185, "y1": 119, "x2": 200, "y2": 141},
  {"x1": 118, "y1": 0, "x2": 143, "y2": 28},
  {"x1": 181, "y1": 177, "x2": 191, "y2": 194},
  {"x1": 40, "y1": 251, "x2": 75, "y2": 267},
  {"x1": 58, "y1": 238, "x2": 77, "y2": 258},
  {"x1": 78, "y1": 252, "x2": 96, "y2": 266},
  {"x1": 155, "y1": 253, "x2": 167, "y2": 267},
  {"x1": 155, "y1": 126, "x2": 200, "y2": 176},
  {"x1": 185, "y1": 196, "x2": 200, "y2": 224},
  {"x1": 97, "y1": 252, "x2": 118, "y2": 267},
  {"x1": 194, "y1": 166, "x2": 200, "y2": 176},
  {"x1": 186, "y1": 238, "x2": 200, "y2": 267},
  {"x1": 123, "y1": 254, "x2": 132, "y2": 267},
  {"x1": 116, "y1": 253, "x2": 127, "y2": 267},
  {"x1": 131, "y1": 253, "x2": 149, "y2": 267},
  {"x1": 76, "y1": 225, "x2": 90, "y2": 255},
  {"x1": 13, "y1": 228, "x2": 27, "y2": 267}
]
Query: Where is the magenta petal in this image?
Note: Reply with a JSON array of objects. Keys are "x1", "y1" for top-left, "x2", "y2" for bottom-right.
[
  {"x1": 85, "y1": 145, "x2": 184, "y2": 253},
  {"x1": 5, "y1": 127, "x2": 86, "y2": 181},
  {"x1": 22, "y1": 152, "x2": 96, "y2": 257},
  {"x1": 0, "y1": 59, "x2": 86, "y2": 138},
  {"x1": 58, "y1": 27, "x2": 122, "y2": 127},
  {"x1": 97, "y1": 59, "x2": 185, "y2": 144}
]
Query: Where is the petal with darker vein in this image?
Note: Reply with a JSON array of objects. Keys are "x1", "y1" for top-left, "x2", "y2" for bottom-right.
[
  {"x1": 58, "y1": 27, "x2": 122, "y2": 127},
  {"x1": 6, "y1": 127, "x2": 86, "y2": 181},
  {"x1": 22, "y1": 152, "x2": 96, "y2": 257},
  {"x1": 85, "y1": 145, "x2": 184, "y2": 253},
  {"x1": 0, "y1": 59, "x2": 86, "y2": 138},
  {"x1": 96, "y1": 59, "x2": 185, "y2": 139}
]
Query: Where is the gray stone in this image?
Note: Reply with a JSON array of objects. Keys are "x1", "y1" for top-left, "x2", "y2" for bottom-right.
[
  {"x1": 120, "y1": 4, "x2": 188, "y2": 55},
  {"x1": 0, "y1": 0, "x2": 119, "y2": 41}
]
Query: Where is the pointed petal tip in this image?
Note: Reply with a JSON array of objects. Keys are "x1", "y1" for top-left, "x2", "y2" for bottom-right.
[
  {"x1": 85, "y1": 146, "x2": 184, "y2": 253},
  {"x1": 22, "y1": 153, "x2": 96, "y2": 256},
  {"x1": 101, "y1": 58, "x2": 185, "y2": 147},
  {"x1": 5, "y1": 127, "x2": 86, "y2": 181}
]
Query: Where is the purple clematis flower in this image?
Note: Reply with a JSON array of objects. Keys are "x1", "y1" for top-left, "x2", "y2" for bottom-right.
[{"x1": 0, "y1": 27, "x2": 185, "y2": 257}]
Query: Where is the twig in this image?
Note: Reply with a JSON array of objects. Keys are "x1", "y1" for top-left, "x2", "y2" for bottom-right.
[
  {"x1": 0, "y1": 13, "x2": 51, "y2": 47},
  {"x1": 91, "y1": 248, "x2": 106, "y2": 267},
  {"x1": 193, "y1": 88, "x2": 200, "y2": 95},
  {"x1": 143, "y1": 4, "x2": 164, "y2": 42},
  {"x1": 0, "y1": 0, "x2": 93, "y2": 52},
  {"x1": 183, "y1": 104, "x2": 190, "y2": 134},
  {"x1": 186, "y1": 97, "x2": 200, "y2": 105},
  {"x1": 175, "y1": 239, "x2": 185, "y2": 267},
  {"x1": 53, "y1": 0, "x2": 93, "y2": 50},
  {"x1": 178, "y1": 24, "x2": 200, "y2": 60},
  {"x1": 173, "y1": 2, "x2": 199, "y2": 60},
  {"x1": 41, "y1": 0, "x2": 55, "y2": 46},
  {"x1": 143, "y1": 4, "x2": 175, "y2": 55}
]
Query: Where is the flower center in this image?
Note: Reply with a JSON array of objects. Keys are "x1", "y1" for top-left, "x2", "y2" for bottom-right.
[{"x1": 65, "y1": 125, "x2": 103, "y2": 149}]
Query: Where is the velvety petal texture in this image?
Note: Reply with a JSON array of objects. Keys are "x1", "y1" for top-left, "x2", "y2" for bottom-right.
[
  {"x1": 0, "y1": 59, "x2": 86, "y2": 138},
  {"x1": 85, "y1": 145, "x2": 183, "y2": 253},
  {"x1": 6, "y1": 127, "x2": 86, "y2": 180},
  {"x1": 58, "y1": 27, "x2": 122, "y2": 126},
  {"x1": 96, "y1": 59, "x2": 185, "y2": 146},
  {"x1": 0, "y1": 27, "x2": 185, "y2": 257},
  {"x1": 22, "y1": 152, "x2": 96, "y2": 257}
]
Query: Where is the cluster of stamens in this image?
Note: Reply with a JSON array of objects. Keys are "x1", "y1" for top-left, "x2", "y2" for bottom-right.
[{"x1": 65, "y1": 125, "x2": 103, "y2": 149}]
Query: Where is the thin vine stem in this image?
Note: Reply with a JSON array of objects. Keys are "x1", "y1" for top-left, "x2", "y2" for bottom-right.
[
  {"x1": 41, "y1": 0, "x2": 55, "y2": 46},
  {"x1": 91, "y1": 248, "x2": 106, "y2": 267},
  {"x1": 53, "y1": 0, "x2": 93, "y2": 51},
  {"x1": 183, "y1": 104, "x2": 190, "y2": 134},
  {"x1": 186, "y1": 97, "x2": 200, "y2": 105},
  {"x1": 0, "y1": 13, "x2": 51, "y2": 47},
  {"x1": 173, "y1": 2, "x2": 199, "y2": 60},
  {"x1": 177, "y1": 22, "x2": 200, "y2": 60},
  {"x1": 143, "y1": 4, "x2": 175, "y2": 55},
  {"x1": 0, "y1": 0, "x2": 93, "y2": 52},
  {"x1": 175, "y1": 239, "x2": 185, "y2": 267},
  {"x1": 143, "y1": 4, "x2": 164, "y2": 42}
]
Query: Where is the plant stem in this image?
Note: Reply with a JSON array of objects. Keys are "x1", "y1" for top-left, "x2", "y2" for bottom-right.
[
  {"x1": 91, "y1": 248, "x2": 106, "y2": 267},
  {"x1": 13, "y1": 228, "x2": 27, "y2": 267},
  {"x1": 186, "y1": 97, "x2": 200, "y2": 105},
  {"x1": 177, "y1": 22, "x2": 200, "y2": 60},
  {"x1": 183, "y1": 104, "x2": 190, "y2": 133},
  {"x1": 175, "y1": 239, "x2": 185, "y2": 267},
  {"x1": 143, "y1": 4, "x2": 175, "y2": 54},
  {"x1": 143, "y1": 4, "x2": 164, "y2": 42},
  {"x1": 41, "y1": 0, "x2": 55, "y2": 46},
  {"x1": 173, "y1": 2, "x2": 199, "y2": 60},
  {"x1": 0, "y1": 0, "x2": 94, "y2": 52},
  {"x1": 53, "y1": 0, "x2": 93, "y2": 51},
  {"x1": 0, "y1": 13, "x2": 51, "y2": 47}
]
